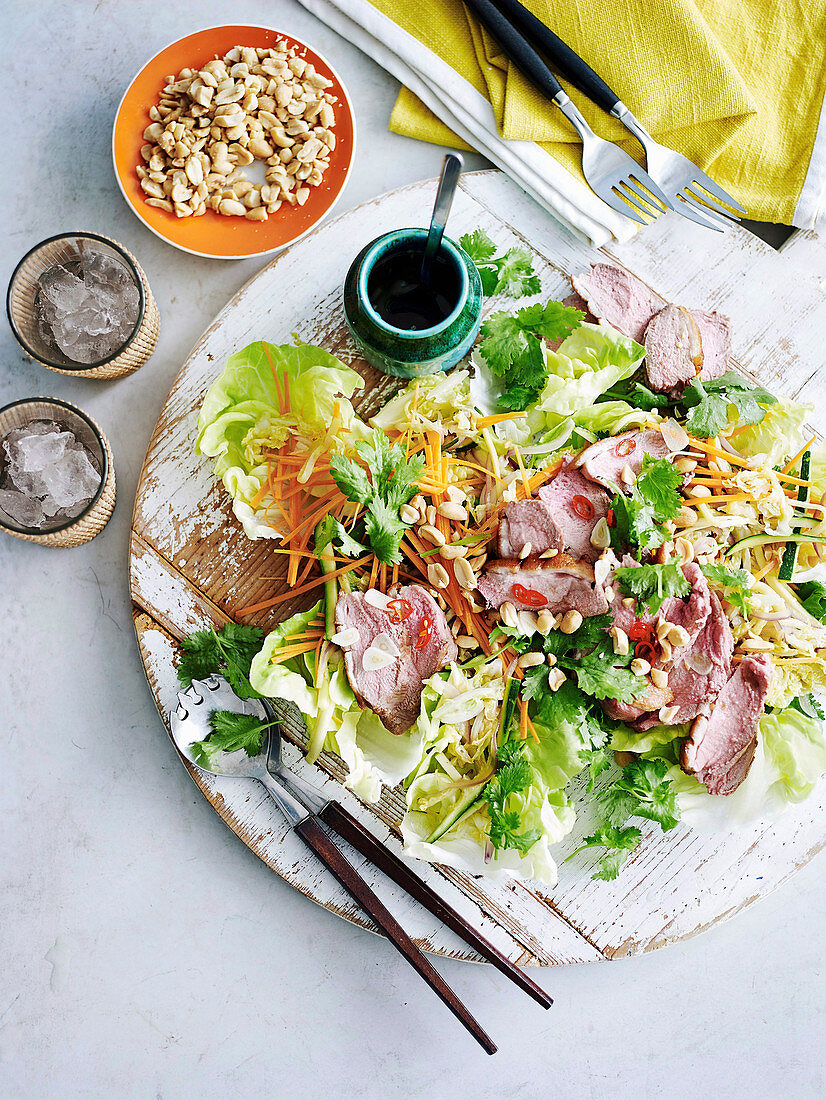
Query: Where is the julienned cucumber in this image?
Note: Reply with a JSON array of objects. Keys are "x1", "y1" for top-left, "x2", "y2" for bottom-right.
[
  {"x1": 425, "y1": 678, "x2": 522, "y2": 845},
  {"x1": 314, "y1": 521, "x2": 338, "y2": 639},
  {"x1": 725, "y1": 532, "x2": 826, "y2": 557},
  {"x1": 778, "y1": 450, "x2": 811, "y2": 580}
]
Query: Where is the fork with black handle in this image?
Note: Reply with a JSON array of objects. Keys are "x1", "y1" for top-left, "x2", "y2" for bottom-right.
[
  {"x1": 488, "y1": 0, "x2": 746, "y2": 230},
  {"x1": 462, "y1": 0, "x2": 672, "y2": 223}
]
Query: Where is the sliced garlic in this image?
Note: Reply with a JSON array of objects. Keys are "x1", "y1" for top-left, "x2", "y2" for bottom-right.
[
  {"x1": 330, "y1": 627, "x2": 359, "y2": 648},
  {"x1": 362, "y1": 645, "x2": 397, "y2": 671},
  {"x1": 371, "y1": 632, "x2": 400, "y2": 658},
  {"x1": 661, "y1": 417, "x2": 689, "y2": 453},
  {"x1": 364, "y1": 589, "x2": 391, "y2": 611}
]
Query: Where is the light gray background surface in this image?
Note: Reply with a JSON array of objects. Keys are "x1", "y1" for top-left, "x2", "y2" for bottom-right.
[{"x1": 1, "y1": 2, "x2": 824, "y2": 1097}]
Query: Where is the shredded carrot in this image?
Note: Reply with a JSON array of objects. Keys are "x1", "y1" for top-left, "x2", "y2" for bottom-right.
[
  {"x1": 379, "y1": 563, "x2": 387, "y2": 592},
  {"x1": 683, "y1": 492, "x2": 753, "y2": 506},
  {"x1": 368, "y1": 554, "x2": 379, "y2": 589},
  {"x1": 476, "y1": 412, "x2": 528, "y2": 428},
  {"x1": 518, "y1": 699, "x2": 528, "y2": 740},
  {"x1": 268, "y1": 640, "x2": 323, "y2": 663},
  {"x1": 782, "y1": 437, "x2": 817, "y2": 475},
  {"x1": 284, "y1": 630, "x2": 326, "y2": 640},
  {"x1": 751, "y1": 559, "x2": 776, "y2": 582},
  {"x1": 236, "y1": 557, "x2": 369, "y2": 616},
  {"x1": 391, "y1": 563, "x2": 399, "y2": 587},
  {"x1": 294, "y1": 554, "x2": 318, "y2": 588},
  {"x1": 688, "y1": 438, "x2": 751, "y2": 468},
  {"x1": 524, "y1": 709, "x2": 540, "y2": 744}
]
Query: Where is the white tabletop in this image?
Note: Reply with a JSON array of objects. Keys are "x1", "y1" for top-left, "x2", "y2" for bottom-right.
[{"x1": 1, "y1": 3, "x2": 824, "y2": 1097}]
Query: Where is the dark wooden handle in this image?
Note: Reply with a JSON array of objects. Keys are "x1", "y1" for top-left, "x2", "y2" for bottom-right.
[
  {"x1": 319, "y1": 800, "x2": 552, "y2": 1010},
  {"x1": 295, "y1": 815, "x2": 497, "y2": 1055}
]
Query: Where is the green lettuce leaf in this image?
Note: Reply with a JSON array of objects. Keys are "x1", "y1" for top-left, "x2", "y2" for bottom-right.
[
  {"x1": 527, "y1": 323, "x2": 645, "y2": 434},
  {"x1": 730, "y1": 395, "x2": 812, "y2": 468},
  {"x1": 196, "y1": 340, "x2": 366, "y2": 539}
]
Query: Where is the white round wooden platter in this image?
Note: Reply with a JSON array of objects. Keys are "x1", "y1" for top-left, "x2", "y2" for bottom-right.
[{"x1": 131, "y1": 169, "x2": 826, "y2": 966}]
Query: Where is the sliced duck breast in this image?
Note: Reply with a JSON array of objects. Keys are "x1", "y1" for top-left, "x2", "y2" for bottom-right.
[
  {"x1": 571, "y1": 263, "x2": 665, "y2": 343},
  {"x1": 498, "y1": 498, "x2": 563, "y2": 559},
  {"x1": 334, "y1": 584, "x2": 457, "y2": 735},
  {"x1": 477, "y1": 554, "x2": 609, "y2": 616},
  {"x1": 577, "y1": 428, "x2": 675, "y2": 492},
  {"x1": 601, "y1": 562, "x2": 713, "y2": 724},
  {"x1": 634, "y1": 590, "x2": 733, "y2": 730},
  {"x1": 535, "y1": 467, "x2": 611, "y2": 562},
  {"x1": 644, "y1": 305, "x2": 704, "y2": 392},
  {"x1": 681, "y1": 654, "x2": 773, "y2": 795},
  {"x1": 693, "y1": 310, "x2": 731, "y2": 382}
]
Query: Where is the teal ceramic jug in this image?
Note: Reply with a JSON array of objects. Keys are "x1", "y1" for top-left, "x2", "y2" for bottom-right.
[{"x1": 343, "y1": 228, "x2": 483, "y2": 379}]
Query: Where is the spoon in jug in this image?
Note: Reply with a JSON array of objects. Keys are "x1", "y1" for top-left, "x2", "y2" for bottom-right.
[{"x1": 420, "y1": 153, "x2": 464, "y2": 284}]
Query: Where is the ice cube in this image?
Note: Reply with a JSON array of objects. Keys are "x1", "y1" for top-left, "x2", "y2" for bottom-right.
[
  {"x1": 0, "y1": 488, "x2": 46, "y2": 529},
  {"x1": 38, "y1": 445, "x2": 100, "y2": 509},
  {"x1": 16, "y1": 428, "x2": 71, "y2": 472},
  {"x1": 38, "y1": 265, "x2": 89, "y2": 313}
]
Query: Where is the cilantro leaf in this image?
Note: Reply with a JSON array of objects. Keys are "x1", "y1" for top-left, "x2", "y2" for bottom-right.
[
  {"x1": 459, "y1": 229, "x2": 541, "y2": 299},
  {"x1": 567, "y1": 824, "x2": 643, "y2": 881},
  {"x1": 326, "y1": 455, "x2": 372, "y2": 503},
  {"x1": 459, "y1": 228, "x2": 497, "y2": 264},
  {"x1": 609, "y1": 454, "x2": 684, "y2": 552},
  {"x1": 190, "y1": 711, "x2": 269, "y2": 767},
  {"x1": 579, "y1": 745, "x2": 614, "y2": 792},
  {"x1": 330, "y1": 429, "x2": 424, "y2": 565},
  {"x1": 478, "y1": 298, "x2": 583, "y2": 412},
  {"x1": 614, "y1": 563, "x2": 691, "y2": 615},
  {"x1": 596, "y1": 757, "x2": 680, "y2": 833},
  {"x1": 701, "y1": 563, "x2": 752, "y2": 615},
  {"x1": 494, "y1": 248, "x2": 542, "y2": 298},
  {"x1": 636, "y1": 457, "x2": 683, "y2": 521},
  {"x1": 481, "y1": 739, "x2": 540, "y2": 856},
  {"x1": 564, "y1": 653, "x2": 648, "y2": 703},
  {"x1": 176, "y1": 622, "x2": 264, "y2": 700},
  {"x1": 682, "y1": 372, "x2": 776, "y2": 438},
  {"x1": 177, "y1": 629, "x2": 221, "y2": 689},
  {"x1": 796, "y1": 580, "x2": 826, "y2": 625}
]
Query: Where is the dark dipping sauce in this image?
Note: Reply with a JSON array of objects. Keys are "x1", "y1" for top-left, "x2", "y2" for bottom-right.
[{"x1": 367, "y1": 244, "x2": 461, "y2": 331}]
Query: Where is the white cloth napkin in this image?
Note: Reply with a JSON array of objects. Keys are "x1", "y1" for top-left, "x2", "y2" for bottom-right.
[{"x1": 295, "y1": 0, "x2": 637, "y2": 245}]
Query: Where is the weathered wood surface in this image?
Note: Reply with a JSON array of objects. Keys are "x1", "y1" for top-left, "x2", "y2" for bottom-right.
[{"x1": 131, "y1": 169, "x2": 826, "y2": 965}]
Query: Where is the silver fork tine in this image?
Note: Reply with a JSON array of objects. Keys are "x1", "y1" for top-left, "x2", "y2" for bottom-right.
[
  {"x1": 678, "y1": 190, "x2": 735, "y2": 229},
  {"x1": 684, "y1": 183, "x2": 742, "y2": 221},
  {"x1": 602, "y1": 188, "x2": 647, "y2": 224},
  {"x1": 615, "y1": 185, "x2": 658, "y2": 220},
  {"x1": 622, "y1": 177, "x2": 668, "y2": 213},
  {"x1": 671, "y1": 195, "x2": 726, "y2": 232},
  {"x1": 686, "y1": 169, "x2": 747, "y2": 214}
]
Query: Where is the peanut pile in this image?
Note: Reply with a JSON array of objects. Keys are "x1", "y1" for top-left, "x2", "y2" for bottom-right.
[{"x1": 136, "y1": 43, "x2": 337, "y2": 220}]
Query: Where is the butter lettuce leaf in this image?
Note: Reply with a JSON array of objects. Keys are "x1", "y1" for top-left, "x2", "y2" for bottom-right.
[{"x1": 196, "y1": 340, "x2": 366, "y2": 539}]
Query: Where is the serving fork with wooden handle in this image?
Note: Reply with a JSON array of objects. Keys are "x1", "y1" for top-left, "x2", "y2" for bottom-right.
[
  {"x1": 464, "y1": 0, "x2": 745, "y2": 230},
  {"x1": 170, "y1": 676, "x2": 555, "y2": 1056}
]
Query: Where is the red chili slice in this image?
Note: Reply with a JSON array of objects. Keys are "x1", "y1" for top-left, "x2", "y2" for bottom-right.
[
  {"x1": 387, "y1": 598, "x2": 414, "y2": 624},
  {"x1": 415, "y1": 616, "x2": 433, "y2": 649},
  {"x1": 634, "y1": 641, "x2": 656, "y2": 664},
  {"x1": 628, "y1": 622, "x2": 654, "y2": 644},
  {"x1": 607, "y1": 508, "x2": 615, "y2": 528},
  {"x1": 614, "y1": 437, "x2": 637, "y2": 458},
  {"x1": 571, "y1": 494, "x2": 595, "y2": 520},
  {"x1": 512, "y1": 583, "x2": 547, "y2": 608}
]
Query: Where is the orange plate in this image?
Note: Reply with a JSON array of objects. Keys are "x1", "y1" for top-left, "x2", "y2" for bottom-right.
[{"x1": 113, "y1": 25, "x2": 356, "y2": 260}]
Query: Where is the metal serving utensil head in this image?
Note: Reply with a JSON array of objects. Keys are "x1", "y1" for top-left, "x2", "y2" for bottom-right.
[{"x1": 169, "y1": 676, "x2": 270, "y2": 780}]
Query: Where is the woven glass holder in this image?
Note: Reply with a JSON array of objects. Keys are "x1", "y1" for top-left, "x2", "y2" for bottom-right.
[
  {"x1": 6, "y1": 232, "x2": 159, "y2": 380},
  {"x1": 0, "y1": 398, "x2": 116, "y2": 548}
]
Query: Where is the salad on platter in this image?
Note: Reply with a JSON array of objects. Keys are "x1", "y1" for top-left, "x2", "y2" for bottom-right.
[{"x1": 179, "y1": 235, "x2": 826, "y2": 886}]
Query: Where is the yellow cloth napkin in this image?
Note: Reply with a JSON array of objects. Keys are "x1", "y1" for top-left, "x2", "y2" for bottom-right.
[{"x1": 381, "y1": 0, "x2": 826, "y2": 226}]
